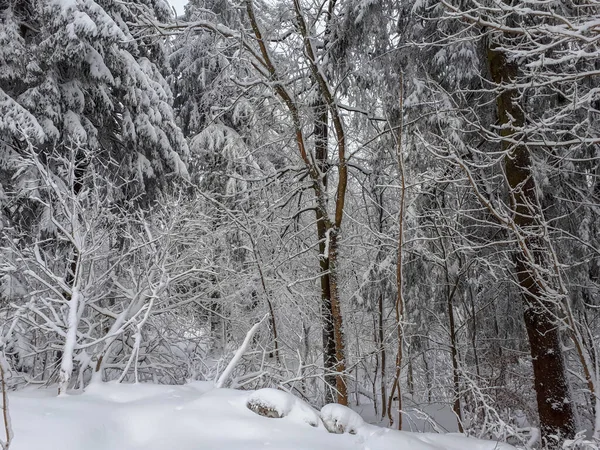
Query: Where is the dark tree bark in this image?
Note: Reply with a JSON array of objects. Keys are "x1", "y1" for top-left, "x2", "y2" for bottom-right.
[
  {"x1": 447, "y1": 279, "x2": 463, "y2": 433},
  {"x1": 378, "y1": 291, "x2": 387, "y2": 418},
  {"x1": 487, "y1": 43, "x2": 575, "y2": 445},
  {"x1": 314, "y1": 99, "x2": 336, "y2": 404}
]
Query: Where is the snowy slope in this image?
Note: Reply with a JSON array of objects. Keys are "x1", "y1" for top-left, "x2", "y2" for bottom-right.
[{"x1": 9, "y1": 382, "x2": 516, "y2": 450}]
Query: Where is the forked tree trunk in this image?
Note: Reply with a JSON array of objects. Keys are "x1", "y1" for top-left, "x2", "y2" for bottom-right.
[
  {"x1": 293, "y1": 0, "x2": 349, "y2": 405},
  {"x1": 246, "y1": 0, "x2": 349, "y2": 404},
  {"x1": 58, "y1": 152, "x2": 87, "y2": 394},
  {"x1": 487, "y1": 43, "x2": 575, "y2": 444}
]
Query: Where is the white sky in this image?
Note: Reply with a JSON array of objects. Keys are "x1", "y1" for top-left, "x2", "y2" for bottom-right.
[{"x1": 168, "y1": 0, "x2": 189, "y2": 15}]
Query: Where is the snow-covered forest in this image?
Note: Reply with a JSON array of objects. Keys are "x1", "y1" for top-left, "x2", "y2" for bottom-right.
[{"x1": 0, "y1": 0, "x2": 599, "y2": 448}]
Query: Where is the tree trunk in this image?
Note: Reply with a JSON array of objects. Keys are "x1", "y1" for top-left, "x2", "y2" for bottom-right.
[
  {"x1": 246, "y1": 0, "x2": 349, "y2": 404},
  {"x1": 327, "y1": 230, "x2": 348, "y2": 405},
  {"x1": 447, "y1": 282, "x2": 463, "y2": 433},
  {"x1": 58, "y1": 151, "x2": 87, "y2": 395},
  {"x1": 389, "y1": 82, "x2": 405, "y2": 429},
  {"x1": 468, "y1": 285, "x2": 480, "y2": 378},
  {"x1": 375, "y1": 187, "x2": 387, "y2": 418},
  {"x1": 379, "y1": 291, "x2": 387, "y2": 418},
  {"x1": 314, "y1": 100, "x2": 337, "y2": 404},
  {"x1": 423, "y1": 349, "x2": 432, "y2": 403},
  {"x1": 487, "y1": 43, "x2": 575, "y2": 444}
]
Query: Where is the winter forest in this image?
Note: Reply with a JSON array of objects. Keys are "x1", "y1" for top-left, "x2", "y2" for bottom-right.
[{"x1": 0, "y1": 0, "x2": 598, "y2": 448}]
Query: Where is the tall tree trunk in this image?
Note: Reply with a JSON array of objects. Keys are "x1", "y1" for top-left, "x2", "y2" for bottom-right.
[
  {"x1": 468, "y1": 285, "x2": 480, "y2": 378},
  {"x1": 327, "y1": 230, "x2": 348, "y2": 405},
  {"x1": 447, "y1": 281, "x2": 463, "y2": 433},
  {"x1": 379, "y1": 291, "x2": 387, "y2": 418},
  {"x1": 246, "y1": 0, "x2": 349, "y2": 404},
  {"x1": 389, "y1": 84, "x2": 405, "y2": 429},
  {"x1": 487, "y1": 43, "x2": 575, "y2": 444},
  {"x1": 375, "y1": 188, "x2": 387, "y2": 418},
  {"x1": 407, "y1": 350, "x2": 414, "y2": 396},
  {"x1": 58, "y1": 151, "x2": 87, "y2": 395},
  {"x1": 297, "y1": 2, "x2": 350, "y2": 405},
  {"x1": 423, "y1": 348, "x2": 432, "y2": 403},
  {"x1": 314, "y1": 99, "x2": 336, "y2": 403}
]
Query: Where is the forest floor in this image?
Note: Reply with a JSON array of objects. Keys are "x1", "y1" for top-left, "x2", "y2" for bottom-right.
[{"x1": 8, "y1": 382, "x2": 516, "y2": 450}]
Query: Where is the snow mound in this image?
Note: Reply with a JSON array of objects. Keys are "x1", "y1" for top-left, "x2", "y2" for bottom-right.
[
  {"x1": 321, "y1": 403, "x2": 365, "y2": 434},
  {"x1": 247, "y1": 388, "x2": 293, "y2": 418},
  {"x1": 8, "y1": 382, "x2": 519, "y2": 450},
  {"x1": 247, "y1": 388, "x2": 321, "y2": 427}
]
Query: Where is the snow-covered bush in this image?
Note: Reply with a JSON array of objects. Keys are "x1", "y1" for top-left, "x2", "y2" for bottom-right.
[
  {"x1": 247, "y1": 388, "x2": 321, "y2": 427},
  {"x1": 320, "y1": 404, "x2": 364, "y2": 435},
  {"x1": 0, "y1": 147, "x2": 217, "y2": 391}
]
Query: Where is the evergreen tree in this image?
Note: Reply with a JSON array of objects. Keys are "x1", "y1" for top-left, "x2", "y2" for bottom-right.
[{"x1": 0, "y1": 0, "x2": 188, "y2": 203}]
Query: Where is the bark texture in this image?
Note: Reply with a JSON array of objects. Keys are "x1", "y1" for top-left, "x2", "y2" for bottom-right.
[{"x1": 487, "y1": 43, "x2": 575, "y2": 444}]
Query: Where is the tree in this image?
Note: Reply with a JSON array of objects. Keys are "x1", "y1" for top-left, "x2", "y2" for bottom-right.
[
  {"x1": 0, "y1": 0, "x2": 188, "y2": 201},
  {"x1": 405, "y1": 0, "x2": 600, "y2": 442}
]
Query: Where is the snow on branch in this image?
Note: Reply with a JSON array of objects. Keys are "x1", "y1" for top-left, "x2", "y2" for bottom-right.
[{"x1": 215, "y1": 315, "x2": 268, "y2": 388}]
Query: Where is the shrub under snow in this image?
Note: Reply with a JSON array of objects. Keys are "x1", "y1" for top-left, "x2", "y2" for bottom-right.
[
  {"x1": 320, "y1": 403, "x2": 365, "y2": 435},
  {"x1": 246, "y1": 388, "x2": 321, "y2": 427}
]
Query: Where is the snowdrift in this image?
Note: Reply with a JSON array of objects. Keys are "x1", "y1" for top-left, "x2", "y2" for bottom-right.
[{"x1": 9, "y1": 382, "x2": 517, "y2": 450}]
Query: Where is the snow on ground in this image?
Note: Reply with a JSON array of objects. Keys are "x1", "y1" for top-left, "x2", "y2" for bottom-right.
[
  {"x1": 9, "y1": 382, "x2": 517, "y2": 450},
  {"x1": 352, "y1": 400, "x2": 466, "y2": 433}
]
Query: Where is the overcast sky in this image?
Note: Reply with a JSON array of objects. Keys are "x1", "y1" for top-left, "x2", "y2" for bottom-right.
[{"x1": 168, "y1": 0, "x2": 188, "y2": 15}]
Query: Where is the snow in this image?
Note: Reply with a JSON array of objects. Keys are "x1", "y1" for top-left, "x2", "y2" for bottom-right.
[
  {"x1": 58, "y1": 285, "x2": 81, "y2": 395},
  {"x1": 85, "y1": 47, "x2": 114, "y2": 83},
  {"x1": 215, "y1": 317, "x2": 265, "y2": 388},
  {"x1": 248, "y1": 388, "x2": 295, "y2": 415},
  {"x1": 321, "y1": 403, "x2": 365, "y2": 434},
  {"x1": 68, "y1": 11, "x2": 98, "y2": 38},
  {"x1": 63, "y1": 110, "x2": 88, "y2": 142},
  {"x1": 0, "y1": 91, "x2": 45, "y2": 142},
  {"x1": 247, "y1": 388, "x2": 321, "y2": 427},
  {"x1": 169, "y1": 151, "x2": 190, "y2": 180},
  {"x1": 7, "y1": 382, "x2": 518, "y2": 450}
]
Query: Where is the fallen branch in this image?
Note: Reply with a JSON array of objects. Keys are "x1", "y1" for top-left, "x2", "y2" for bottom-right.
[{"x1": 215, "y1": 315, "x2": 268, "y2": 388}]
